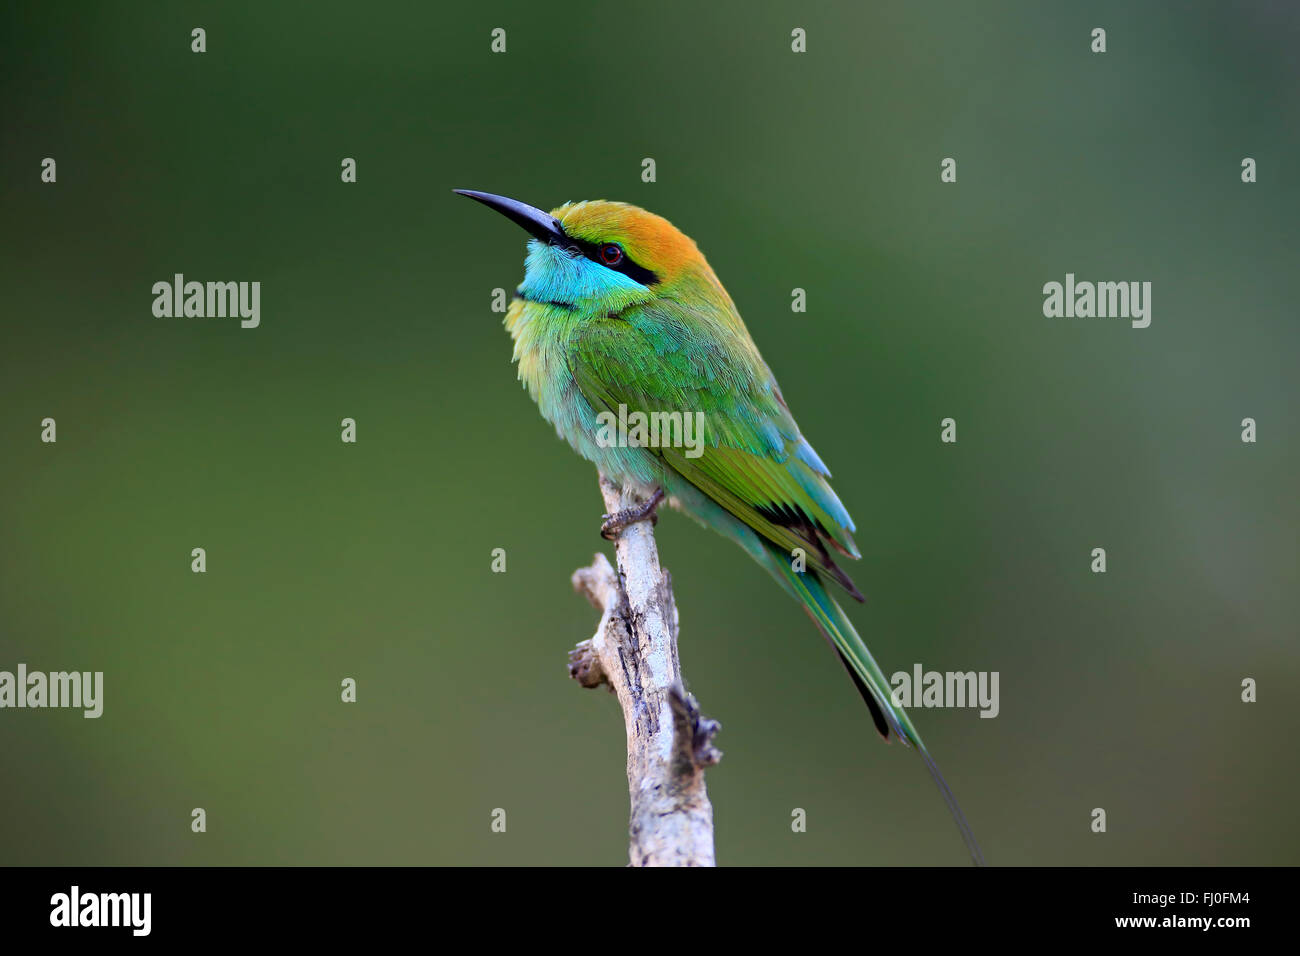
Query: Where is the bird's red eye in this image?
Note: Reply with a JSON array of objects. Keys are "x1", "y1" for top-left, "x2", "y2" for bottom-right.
[{"x1": 600, "y1": 243, "x2": 623, "y2": 266}]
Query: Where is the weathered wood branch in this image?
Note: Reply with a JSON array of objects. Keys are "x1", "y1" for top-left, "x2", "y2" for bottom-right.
[{"x1": 569, "y1": 475, "x2": 721, "y2": 867}]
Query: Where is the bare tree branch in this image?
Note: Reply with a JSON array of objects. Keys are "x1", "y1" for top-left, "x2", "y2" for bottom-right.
[{"x1": 570, "y1": 475, "x2": 720, "y2": 867}]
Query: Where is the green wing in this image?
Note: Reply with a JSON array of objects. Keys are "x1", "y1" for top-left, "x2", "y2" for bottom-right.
[{"x1": 570, "y1": 300, "x2": 864, "y2": 599}]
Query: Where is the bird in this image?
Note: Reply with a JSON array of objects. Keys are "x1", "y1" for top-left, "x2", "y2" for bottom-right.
[{"x1": 455, "y1": 188, "x2": 985, "y2": 865}]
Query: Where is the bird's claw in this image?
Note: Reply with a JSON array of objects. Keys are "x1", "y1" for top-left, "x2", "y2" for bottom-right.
[{"x1": 600, "y1": 488, "x2": 665, "y2": 540}]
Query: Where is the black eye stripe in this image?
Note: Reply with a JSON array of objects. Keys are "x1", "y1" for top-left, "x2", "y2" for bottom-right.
[{"x1": 554, "y1": 233, "x2": 659, "y2": 286}]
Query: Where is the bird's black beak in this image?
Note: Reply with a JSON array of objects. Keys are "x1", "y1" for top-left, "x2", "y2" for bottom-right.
[{"x1": 453, "y1": 189, "x2": 566, "y2": 244}]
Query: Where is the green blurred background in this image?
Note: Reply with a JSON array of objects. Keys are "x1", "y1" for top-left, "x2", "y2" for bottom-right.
[{"x1": 1, "y1": 1, "x2": 1296, "y2": 865}]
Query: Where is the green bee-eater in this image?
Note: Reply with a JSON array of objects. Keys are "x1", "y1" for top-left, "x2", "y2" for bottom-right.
[{"x1": 456, "y1": 189, "x2": 984, "y2": 865}]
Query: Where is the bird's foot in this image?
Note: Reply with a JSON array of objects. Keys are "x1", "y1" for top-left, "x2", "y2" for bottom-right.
[{"x1": 600, "y1": 487, "x2": 665, "y2": 540}]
